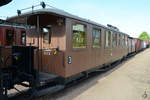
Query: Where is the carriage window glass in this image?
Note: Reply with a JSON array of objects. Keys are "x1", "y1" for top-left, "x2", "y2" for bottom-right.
[
  {"x1": 21, "y1": 31, "x2": 26, "y2": 45},
  {"x1": 105, "y1": 31, "x2": 111, "y2": 47},
  {"x1": 125, "y1": 36, "x2": 128, "y2": 46},
  {"x1": 113, "y1": 32, "x2": 117, "y2": 47},
  {"x1": 118, "y1": 34, "x2": 121, "y2": 46},
  {"x1": 43, "y1": 27, "x2": 51, "y2": 44},
  {"x1": 93, "y1": 28, "x2": 101, "y2": 47},
  {"x1": 122, "y1": 34, "x2": 125, "y2": 46},
  {"x1": 6, "y1": 29, "x2": 14, "y2": 46},
  {"x1": 124, "y1": 35, "x2": 126, "y2": 46},
  {"x1": 119, "y1": 34, "x2": 121, "y2": 46},
  {"x1": 132, "y1": 40, "x2": 135, "y2": 47},
  {"x1": 72, "y1": 24, "x2": 86, "y2": 48},
  {"x1": 128, "y1": 38, "x2": 130, "y2": 47}
]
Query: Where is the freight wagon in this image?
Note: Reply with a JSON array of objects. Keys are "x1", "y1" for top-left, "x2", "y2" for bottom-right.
[{"x1": 134, "y1": 38, "x2": 150, "y2": 53}]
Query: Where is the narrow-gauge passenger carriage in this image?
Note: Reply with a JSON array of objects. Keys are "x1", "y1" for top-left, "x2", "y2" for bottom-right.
[
  {"x1": 7, "y1": 8, "x2": 130, "y2": 78},
  {"x1": 0, "y1": 2, "x2": 149, "y2": 98}
]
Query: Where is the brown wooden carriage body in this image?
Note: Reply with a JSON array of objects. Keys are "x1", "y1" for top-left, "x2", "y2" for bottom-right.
[{"x1": 6, "y1": 8, "x2": 132, "y2": 78}]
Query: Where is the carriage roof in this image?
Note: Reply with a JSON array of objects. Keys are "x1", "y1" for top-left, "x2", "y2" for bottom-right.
[{"x1": 7, "y1": 8, "x2": 128, "y2": 35}]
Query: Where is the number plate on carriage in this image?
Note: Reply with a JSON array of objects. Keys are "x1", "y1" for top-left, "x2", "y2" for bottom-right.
[{"x1": 43, "y1": 50, "x2": 51, "y2": 55}]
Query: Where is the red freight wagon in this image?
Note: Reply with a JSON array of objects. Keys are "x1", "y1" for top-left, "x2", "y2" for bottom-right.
[{"x1": 134, "y1": 38, "x2": 143, "y2": 52}]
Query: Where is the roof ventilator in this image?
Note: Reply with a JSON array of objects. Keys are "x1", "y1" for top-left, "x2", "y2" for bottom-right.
[{"x1": 17, "y1": 2, "x2": 46, "y2": 16}]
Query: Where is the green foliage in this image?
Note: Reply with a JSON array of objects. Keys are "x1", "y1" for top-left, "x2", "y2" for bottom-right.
[
  {"x1": 72, "y1": 31, "x2": 86, "y2": 48},
  {"x1": 138, "y1": 32, "x2": 150, "y2": 41}
]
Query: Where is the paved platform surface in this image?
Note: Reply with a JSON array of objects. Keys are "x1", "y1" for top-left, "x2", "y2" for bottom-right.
[{"x1": 37, "y1": 48, "x2": 150, "y2": 100}]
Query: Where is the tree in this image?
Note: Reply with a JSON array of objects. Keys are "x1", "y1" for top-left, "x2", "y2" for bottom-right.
[{"x1": 138, "y1": 32, "x2": 150, "y2": 41}]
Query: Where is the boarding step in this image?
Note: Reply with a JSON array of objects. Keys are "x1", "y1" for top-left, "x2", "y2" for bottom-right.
[{"x1": 39, "y1": 72, "x2": 59, "y2": 85}]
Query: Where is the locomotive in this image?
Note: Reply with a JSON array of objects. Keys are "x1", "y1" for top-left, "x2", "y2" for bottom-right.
[{"x1": 0, "y1": 2, "x2": 150, "y2": 99}]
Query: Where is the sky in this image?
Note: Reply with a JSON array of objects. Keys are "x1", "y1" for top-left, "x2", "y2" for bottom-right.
[{"x1": 0, "y1": 0, "x2": 150, "y2": 38}]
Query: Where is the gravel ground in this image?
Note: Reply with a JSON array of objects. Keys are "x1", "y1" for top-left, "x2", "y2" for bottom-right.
[{"x1": 13, "y1": 48, "x2": 150, "y2": 100}]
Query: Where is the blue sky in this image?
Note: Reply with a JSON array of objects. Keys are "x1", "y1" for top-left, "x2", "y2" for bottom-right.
[{"x1": 0, "y1": 0, "x2": 150, "y2": 38}]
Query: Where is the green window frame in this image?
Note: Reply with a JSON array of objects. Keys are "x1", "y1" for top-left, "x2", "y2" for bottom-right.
[
  {"x1": 72, "y1": 23, "x2": 86, "y2": 48},
  {"x1": 92, "y1": 28, "x2": 101, "y2": 47}
]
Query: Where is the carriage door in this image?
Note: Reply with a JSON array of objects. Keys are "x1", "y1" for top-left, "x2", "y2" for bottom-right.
[
  {"x1": 4, "y1": 28, "x2": 16, "y2": 46},
  {"x1": 42, "y1": 27, "x2": 51, "y2": 48},
  {"x1": 41, "y1": 27, "x2": 52, "y2": 72}
]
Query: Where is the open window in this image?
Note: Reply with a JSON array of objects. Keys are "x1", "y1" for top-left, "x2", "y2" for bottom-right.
[
  {"x1": 72, "y1": 23, "x2": 86, "y2": 48},
  {"x1": 43, "y1": 27, "x2": 51, "y2": 44},
  {"x1": 92, "y1": 28, "x2": 101, "y2": 48}
]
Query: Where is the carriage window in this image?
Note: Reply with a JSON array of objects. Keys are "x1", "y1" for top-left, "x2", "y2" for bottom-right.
[
  {"x1": 122, "y1": 34, "x2": 125, "y2": 47},
  {"x1": 119, "y1": 34, "x2": 122, "y2": 46},
  {"x1": 132, "y1": 40, "x2": 135, "y2": 47},
  {"x1": 128, "y1": 38, "x2": 130, "y2": 47},
  {"x1": 113, "y1": 32, "x2": 117, "y2": 47},
  {"x1": 72, "y1": 24, "x2": 86, "y2": 48},
  {"x1": 125, "y1": 36, "x2": 128, "y2": 46},
  {"x1": 6, "y1": 29, "x2": 14, "y2": 46},
  {"x1": 43, "y1": 27, "x2": 51, "y2": 44},
  {"x1": 93, "y1": 28, "x2": 101, "y2": 47},
  {"x1": 21, "y1": 31, "x2": 26, "y2": 45},
  {"x1": 105, "y1": 31, "x2": 111, "y2": 47}
]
